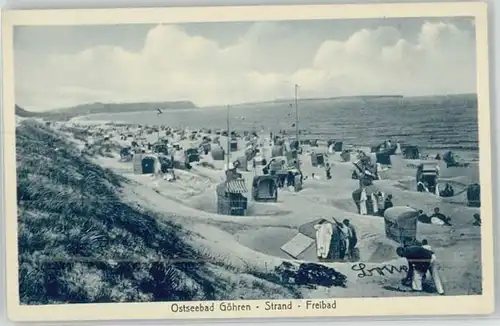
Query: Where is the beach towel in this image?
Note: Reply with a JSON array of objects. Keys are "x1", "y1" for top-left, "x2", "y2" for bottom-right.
[
  {"x1": 314, "y1": 222, "x2": 333, "y2": 259},
  {"x1": 360, "y1": 189, "x2": 368, "y2": 215}
]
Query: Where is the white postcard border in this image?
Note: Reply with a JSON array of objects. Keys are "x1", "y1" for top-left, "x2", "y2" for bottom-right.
[{"x1": 1, "y1": 2, "x2": 494, "y2": 322}]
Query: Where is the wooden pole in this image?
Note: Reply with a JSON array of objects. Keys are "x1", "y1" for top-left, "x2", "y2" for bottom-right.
[
  {"x1": 294, "y1": 84, "x2": 301, "y2": 172},
  {"x1": 226, "y1": 105, "x2": 230, "y2": 169}
]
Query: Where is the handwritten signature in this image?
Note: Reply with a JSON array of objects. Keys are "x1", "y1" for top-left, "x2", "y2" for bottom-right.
[{"x1": 351, "y1": 263, "x2": 408, "y2": 278}]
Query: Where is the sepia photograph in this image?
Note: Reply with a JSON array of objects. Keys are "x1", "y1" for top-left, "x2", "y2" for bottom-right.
[{"x1": 1, "y1": 2, "x2": 494, "y2": 322}]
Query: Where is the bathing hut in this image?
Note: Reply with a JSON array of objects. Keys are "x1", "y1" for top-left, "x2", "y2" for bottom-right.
[
  {"x1": 230, "y1": 139, "x2": 238, "y2": 152},
  {"x1": 402, "y1": 145, "x2": 420, "y2": 160},
  {"x1": 252, "y1": 175, "x2": 278, "y2": 202},
  {"x1": 383, "y1": 206, "x2": 419, "y2": 246},
  {"x1": 416, "y1": 163, "x2": 438, "y2": 194},
  {"x1": 216, "y1": 179, "x2": 248, "y2": 216},
  {"x1": 184, "y1": 148, "x2": 200, "y2": 164},
  {"x1": 211, "y1": 146, "x2": 225, "y2": 161},
  {"x1": 153, "y1": 143, "x2": 169, "y2": 155},
  {"x1": 375, "y1": 147, "x2": 396, "y2": 165},
  {"x1": 334, "y1": 141, "x2": 343, "y2": 152},
  {"x1": 271, "y1": 145, "x2": 284, "y2": 157},
  {"x1": 467, "y1": 183, "x2": 481, "y2": 207},
  {"x1": 133, "y1": 154, "x2": 160, "y2": 174},
  {"x1": 311, "y1": 152, "x2": 325, "y2": 167}
]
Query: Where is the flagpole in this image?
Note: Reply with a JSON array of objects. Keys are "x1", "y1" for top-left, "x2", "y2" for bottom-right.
[
  {"x1": 156, "y1": 109, "x2": 160, "y2": 142},
  {"x1": 226, "y1": 104, "x2": 230, "y2": 169},
  {"x1": 294, "y1": 84, "x2": 301, "y2": 172}
]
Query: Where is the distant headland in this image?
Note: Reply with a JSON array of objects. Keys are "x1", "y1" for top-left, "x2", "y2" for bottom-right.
[{"x1": 15, "y1": 93, "x2": 476, "y2": 120}]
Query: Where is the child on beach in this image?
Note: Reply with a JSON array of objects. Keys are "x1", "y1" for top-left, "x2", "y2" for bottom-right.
[
  {"x1": 472, "y1": 213, "x2": 481, "y2": 226},
  {"x1": 384, "y1": 194, "x2": 394, "y2": 211},
  {"x1": 325, "y1": 163, "x2": 332, "y2": 180}
]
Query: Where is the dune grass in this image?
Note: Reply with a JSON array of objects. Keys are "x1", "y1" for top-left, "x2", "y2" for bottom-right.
[{"x1": 16, "y1": 121, "x2": 302, "y2": 304}]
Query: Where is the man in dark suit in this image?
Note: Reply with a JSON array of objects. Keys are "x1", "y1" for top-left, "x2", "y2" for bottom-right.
[{"x1": 396, "y1": 245, "x2": 433, "y2": 292}]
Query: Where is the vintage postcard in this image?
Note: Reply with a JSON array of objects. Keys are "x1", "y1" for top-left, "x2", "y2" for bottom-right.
[{"x1": 1, "y1": 2, "x2": 494, "y2": 322}]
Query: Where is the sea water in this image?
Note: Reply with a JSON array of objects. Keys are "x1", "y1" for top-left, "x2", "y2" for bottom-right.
[{"x1": 81, "y1": 94, "x2": 479, "y2": 162}]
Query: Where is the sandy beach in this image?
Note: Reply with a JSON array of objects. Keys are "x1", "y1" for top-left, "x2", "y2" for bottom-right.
[{"x1": 15, "y1": 115, "x2": 481, "y2": 300}]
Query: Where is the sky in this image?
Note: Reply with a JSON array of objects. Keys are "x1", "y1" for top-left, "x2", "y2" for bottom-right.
[{"x1": 14, "y1": 17, "x2": 476, "y2": 112}]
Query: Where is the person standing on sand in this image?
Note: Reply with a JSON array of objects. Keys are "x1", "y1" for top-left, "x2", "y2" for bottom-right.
[
  {"x1": 371, "y1": 193, "x2": 379, "y2": 215},
  {"x1": 376, "y1": 191, "x2": 385, "y2": 216},
  {"x1": 336, "y1": 220, "x2": 350, "y2": 260},
  {"x1": 325, "y1": 163, "x2": 332, "y2": 180},
  {"x1": 384, "y1": 194, "x2": 394, "y2": 211},
  {"x1": 343, "y1": 219, "x2": 358, "y2": 259}
]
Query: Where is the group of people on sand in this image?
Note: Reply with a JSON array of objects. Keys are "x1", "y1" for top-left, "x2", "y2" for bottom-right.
[
  {"x1": 418, "y1": 207, "x2": 481, "y2": 227},
  {"x1": 378, "y1": 139, "x2": 403, "y2": 154},
  {"x1": 417, "y1": 207, "x2": 452, "y2": 226},
  {"x1": 396, "y1": 239, "x2": 445, "y2": 295},
  {"x1": 315, "y1": 218, "x2": 358, "y2": 262},
  {"x1": 336, "y1": 218, "x2": 358, "y2": 261},
  {"x1": 358, "y1": 190, "x2": 394, "y2": 217}
]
